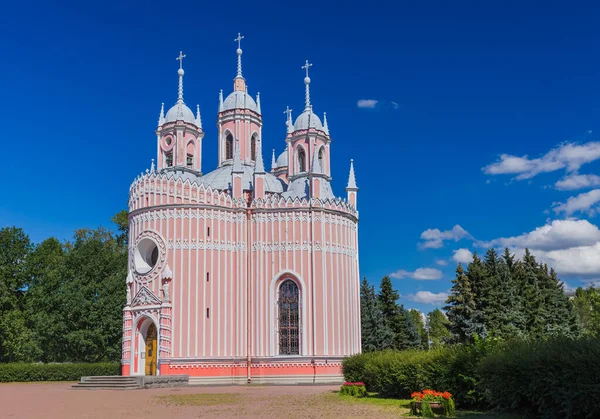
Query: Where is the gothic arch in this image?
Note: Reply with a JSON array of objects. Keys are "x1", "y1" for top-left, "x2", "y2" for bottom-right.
[
  {"x1": 295, "y1": 145, "x2": 307, "y2": 174},
  {"x1": 224, "y1": 131, "x2": 234, "y2": 160},
  {"x1": 269, "y1": 270, "x2": 308, "y2": 356},
  {"x1": 131, "y1": 314, "x2": 160, "y2": 376},
  {"x1": 250, "y1": 133, "x2": 258, "y2": 161}
]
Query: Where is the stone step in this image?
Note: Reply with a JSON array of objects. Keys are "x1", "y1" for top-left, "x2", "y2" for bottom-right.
[
  {"x1": 81, "y1": 377, "x2": 138, "y2": 383},
  {"x1": 72, "y1": 384, "x2": 140, "y2": 390}
]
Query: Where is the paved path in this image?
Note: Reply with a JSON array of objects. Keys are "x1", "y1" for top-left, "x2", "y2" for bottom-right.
[{"x1": 0, "y1": 382, "x2": 401, "y2": 418}]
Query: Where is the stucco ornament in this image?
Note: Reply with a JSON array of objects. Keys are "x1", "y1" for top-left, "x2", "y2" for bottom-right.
[{"x1": 131, "y1": 286, "x2": 162, "y2": 307}]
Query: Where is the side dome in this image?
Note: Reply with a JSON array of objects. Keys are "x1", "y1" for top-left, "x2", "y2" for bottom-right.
[
  {"x1": 276, "y1": 150, "x2": 288, "y2": 167},
  {"x1": 293, "y1": 109, "x2": 323, "y2": 131},
  {"x1": 164, "y1": 102, "x2": 196, "y2": 125},
  {"x1": 222, "y1": 91, "x2": 259, "y2": 113}
]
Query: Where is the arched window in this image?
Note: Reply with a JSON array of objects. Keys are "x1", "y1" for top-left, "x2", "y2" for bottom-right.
[
  {"x1": 318, "y1": 147, "x2": 324, "y2": 171},
  {"x1": 225, "y1": 133, "x2": 233, "y2": 160},
  {"x1": 251, "y1": 135, "x2": 257, "y2": 161},
  {"x1": 186, "y1": 142, "x2": 194, "y2": 168},
  {"x1": 297, "y1": 147, "x2": 306, "y2": 173},
  {"x1": 278, "y1": 280, "x2": 300, "y2": 355},
  {"x1": 165, "y1": 152, "x2": 173, "y2": 167}
]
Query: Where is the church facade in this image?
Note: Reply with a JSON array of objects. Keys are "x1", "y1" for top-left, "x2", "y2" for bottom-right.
[{"x1": 122, "y1": 36, "x2": 361, "y2": 384}]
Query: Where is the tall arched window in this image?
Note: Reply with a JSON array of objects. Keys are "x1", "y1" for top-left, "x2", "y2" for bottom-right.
[
  {"x1": 278, "y1": 280, "x2": 300, "y2": 355},
  {"x1": 225, "y1": 133, "x2": 233, "y2": 160},
  {"x1": 165, "y1": 152, "x2": 173, "y2": 167},
  {"x1": 297, "y1": 147, "x2": 306, "y2": 173},
  {"x1": 251, "y1": 135, "x2": 257, "y2": 161},
  {"x1": 186, "y1": 142, "x2": 194, "y2": 168},
  {"x1": 318, "y1": 147, "x2": 324, "y2": 172}
]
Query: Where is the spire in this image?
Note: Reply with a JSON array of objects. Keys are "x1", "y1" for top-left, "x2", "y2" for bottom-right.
[
  {"x1": 284, "y1": 106, "x2": 293, "y2": 134},
  {"x1": 234, "y1": 32, "x2": 244, "y2": 79},
  {"x1": 302, "y1": 60, "x2": 313, "y2": 110},
  {"x1": 323, "y1": 112, "x2": 329, "y2": 135},
  {"x1": 158, "y1": 103, "x2": 165, "y2": 125},
  {"x1": 219, "y1": 89, "x2": 224, "y2": 112},
  {"x1": 271, "y1": 149, "x2": 277, "y2": 169},
  {"x1": 347, "y1": 159, "x2": 358, "y2": 189},
  {"x1": 256, "y1": 92, "x2": 261, "y2": 113},
  {"x1": 195, "y1": 104, "x2": 202, "y2": 128},
  {"x1": 151, "y1": 159, "x2": 155, "y2": 172},
  {"x1": 254, "y1": 138, "x2": 265, "y2": 173},
  {"x1": 176, "y1": 51, "x2": 186, "y2": 103},
  {"x1": 232, "y1": 138, "x2": 243, "y2": 172}
]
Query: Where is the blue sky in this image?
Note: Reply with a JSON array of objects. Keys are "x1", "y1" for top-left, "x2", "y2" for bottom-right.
[{"x1": 1, "y1": 0, "x2": 600, "y2": 312}]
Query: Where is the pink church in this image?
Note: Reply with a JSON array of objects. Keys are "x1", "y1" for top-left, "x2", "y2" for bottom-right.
[{"x1": 122, "y1": 35, "x2": 361, "y2": 384}]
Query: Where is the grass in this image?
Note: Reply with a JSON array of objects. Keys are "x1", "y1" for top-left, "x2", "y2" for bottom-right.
[{"x1": 154, "y1": 393, "x2": 242, "y2": 406}]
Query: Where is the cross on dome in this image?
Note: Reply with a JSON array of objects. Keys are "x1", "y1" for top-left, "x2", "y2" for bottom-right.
[
  {"x1": 176, "y1": 51, "x2": 186, "y2": 70},
  {"x1": 234, "y1": 33, "x2": 244, "y2": 78},
  {"x1": 301, "y1": 60, "x2": 313, "y2": 110},
  {"x1": 176, "y1": 51, "x2": 186, "y2": 102}
]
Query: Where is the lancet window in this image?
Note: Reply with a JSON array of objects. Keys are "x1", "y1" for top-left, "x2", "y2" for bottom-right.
[
  {"x1": 251, "y1": 134, "x2": 257, "y2": 161},
  {"x1": 318, "y1": 147, "x2": 324, "y2": 171},
  {"x1": 165, "y1": 152, "x2": 173, "y2": 167},
  {"x1": 297, "y1": 147, "x2": 306, "y2": 173},
  {"x1": 225, "y1": 133, "x2": 233, "y2": 160},
  {"x1": 278, "y1": 280, "x2": 300, "y2": 355}
]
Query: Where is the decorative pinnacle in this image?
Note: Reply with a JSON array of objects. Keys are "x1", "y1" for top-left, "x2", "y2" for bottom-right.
[
  {"x1": 347, "y1": 159, "x2": 358, "y2": 190},
  {"x1": 234, "y1": 33, "x2": 244, "y2": 78},
  {"x1": 284, "y1": 106, "x2": 293, "y2": 133},
  {"x1": 219, "y1": 89, "x2": 224, "y2": 112},
  {"x1": 196, "y1": 104, "x2": 202, "y2": 128},
  {"x1": 271, "y1": 149, "x2": 277, "y2": 169},
  {"x1": 323, "y1": 112, "x2": 329, "y2": 135},
  {"x1": 311, "y1": 140, "x2": 322, "y2": 174},
  {"x1": 254, "y1": 137, "x2": 265, "y2": 173},
  {"x1": 301, "y1": 60, "x2": 313, "y2": 110},
  {"x1": 232, "y1": 138, "x2": 243, "y2": 172},
  {"x1": 176, "y1": 51, "x2": 186, "y2": 103},
  {"x1": 256, "y1": 92, "x2": 261, "y2": 113},
  {"x1": 150, "y1": 159, "x2": 155, "y2": 172},
  {"x1": 158, "y1": 102, "x2": 165, "y2": 125}
]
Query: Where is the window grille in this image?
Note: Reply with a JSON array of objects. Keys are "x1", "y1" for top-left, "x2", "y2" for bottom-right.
[{"x1": 278, "y1": 280, "x2": 300, "y2": 355}]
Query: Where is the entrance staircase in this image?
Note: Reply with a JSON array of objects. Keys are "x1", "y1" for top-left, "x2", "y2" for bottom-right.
[{"x1": 72, "y1": 376, "x2": 141, "y2": 390}]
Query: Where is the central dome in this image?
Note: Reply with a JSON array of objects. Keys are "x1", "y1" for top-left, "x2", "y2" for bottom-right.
[
  {"x1": 222, "y1": 91, "x2": 259, "y2": 113},
  {"x1": 293, "y1": 109, "x2": 323, "y2": 131},
  {"x1": 164, "y1": 101, "x2": 196, "y2": 125}
]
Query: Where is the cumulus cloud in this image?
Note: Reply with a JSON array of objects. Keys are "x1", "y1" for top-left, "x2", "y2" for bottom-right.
[
  {"x1": 482, "y1": 141, "x2": 600, "y2": 181},
  {"x1": 390, "y1": 268, "x2": 443, "y2": 280},
  {"x1": 419, "y1": 225, "x2": 471, "y2": 249},
  {"x1": 435, "y1": 259, "x2": 448, "y2": 266},
  {"x1": 407, "y1": 291, "x2": 449, "y2": 305},
  {"x1": 477, "y1": 219, "x2": 600, "y2": 251},
  {"x1": 452, "y1": 248, "x2": 473, "y2": 264},
  {"x1": 555, "y1": 174, "x2": 600, "y2": 191},
  {"x1": 552, "y1": 189, "x2": 600, "y2": 216},
  {"x1": 478, "y1": 219, "x2": 600, "y2": 277},
  {"x1": 357, "y1": 99, "x2": 378, "y2": 108}
]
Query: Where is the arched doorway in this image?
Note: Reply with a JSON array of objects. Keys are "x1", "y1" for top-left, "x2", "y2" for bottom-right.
[{"x1": 144, "y1": 323, "x2": 157, "y2": 376}]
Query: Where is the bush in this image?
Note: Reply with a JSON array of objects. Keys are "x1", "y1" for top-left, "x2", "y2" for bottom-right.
[
  {"x1": 479, "y1": 338, "x2": 600, "y2": 418},
  {"x1": 342, "y1": 346, "x2": 488, "y2": 408},
  {"x1": 0, "y1": 362, "x2": 121, "y2": 382}
]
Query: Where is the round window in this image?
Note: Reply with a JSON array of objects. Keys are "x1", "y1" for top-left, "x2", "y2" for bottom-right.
[
  {"x1": 134, "y1": 238, "x2": 160, "y2": 274},
  {"x1": 165, "y1": 137, "x2": 172, "y2": 145}
]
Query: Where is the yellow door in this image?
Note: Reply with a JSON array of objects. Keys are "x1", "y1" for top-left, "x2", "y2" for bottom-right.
[{"x1": 144, "y1": 323, "x2": 157, "y2": 376}]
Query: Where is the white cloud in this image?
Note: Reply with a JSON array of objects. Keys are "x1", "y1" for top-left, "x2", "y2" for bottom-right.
[
  {"x1": 555, "y1": 174, "x2": 600, "y2": 191},
  {"x1": 435, "y1": 259, "x2": 448, "y2": 266},
  {"x1": 391, "y1": 101, "x2": 399, "y2": 109},
  {"x1": 482, "y1": 141, "x2": 600, "y2": 181},
  {"x1": 420, "y1": 225, "x2": 471, "y2": 249},
  {"x1": 390, "y1": 267, "x2": 443, "y2": 280},
  {"x1": 477, "y1": 219, "x2": 600, "y2": 251},
  {"x1": 452, "y1": 248, "x2": 473, "y2": 264},
  {"x1": 479, "y1": 219, "x2": 600, "y2": 277},
  {"x1": 357, "y1": 99, "x2": 378, "y2": 109},
  {"x1": 552, "y1": 189, "x2": 600, "y2": 216},
  {"x1": 407, "y1": 291, "x2": 449, "y2": 305}
]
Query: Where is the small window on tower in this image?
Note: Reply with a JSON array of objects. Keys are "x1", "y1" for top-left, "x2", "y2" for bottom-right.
[
  {"x1": 318, "y1": 148, "x2": 324, "y2": 171},
  {"x1": 187, "y1": 154, "x2": 193, "y2": 168},
  {"x1": 166, "y1": 152, "x2": 173, "y2": 167},
  {"x1": 207, "y1": 272, "x2": 210, "y2": 282},
  {"x1": 251, "y1": 135, "x2": 257, "y2": 161},
  {"x1": 206, "y1": 308, "x2": 210, "y2": 319},
  {"x1": 207, "y1": 227, "x2": 210, "y2": 237},
  {"x1": 225, "y1": 133, "x2": 234, "y2": 160},
  {"x1": 297, "y1": 148, "x2": 306, "y2": 173}
]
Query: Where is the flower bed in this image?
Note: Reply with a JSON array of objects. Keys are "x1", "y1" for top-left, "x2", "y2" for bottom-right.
[
  {"x1": 339, "y1": 381, "x2": 367, "y2": 397},
  {"x1": 410, "y1": 389, "x2": 455, "y2": 417}
]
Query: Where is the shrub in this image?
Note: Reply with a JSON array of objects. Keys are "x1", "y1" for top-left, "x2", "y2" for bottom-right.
[
  {"x1": 339, "y1": 382, "x2": 367, "y2": 397},
  {"x1": 479, "y1": 338, "x2": 600, "y2": 418},
  {"x1": 0, "y1": 362, "x2": 121, "y2": 382}
]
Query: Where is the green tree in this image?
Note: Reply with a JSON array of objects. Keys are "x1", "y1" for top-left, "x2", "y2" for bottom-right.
[
  {"x1": 445, "y1": 263, "x2": 485, "y2": 343},
  {"x1": 427, "y1": 308, "x2": 450, "y2": 347},
  {"x1": 0, "y1": 227, "x2": 38, "y2": 362},
  {"x1": 377, "y1": 276, "x2": 420, "y2": 349},
  {"x1": 111, "y1": 209, "x2": 129, "y2": 248},
  {"x1": 360, "y1": 278, "x2": 394, "y2": 351},
  {"x1": 574, "y1": 286, "x2": 600, "y2": 337},
  {"x1": 409, "y1": 309, "x2": 428, "y2": 349}
]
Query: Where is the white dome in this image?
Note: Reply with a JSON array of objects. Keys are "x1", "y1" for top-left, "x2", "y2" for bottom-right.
[
  {"x1": 293, "y1": 109, "x2": 323, "y2": 131},
  {"x1": 222, "y1": 91, "x2": 259, "y2": 113},
  {"x1": 164, "y1": 101, "x2": 196, "y2": 125},
  {"x1": 276, "y1": 150, "x2": 288, "y2": 167}
]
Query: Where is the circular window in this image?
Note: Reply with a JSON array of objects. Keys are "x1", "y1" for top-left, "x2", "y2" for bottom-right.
[
  {"x1": 134, "y1": 238, "x2": 160, "y2": 274},
  {"x1": 165, "y1": 137, "x2": 172, "y2": 145}
]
